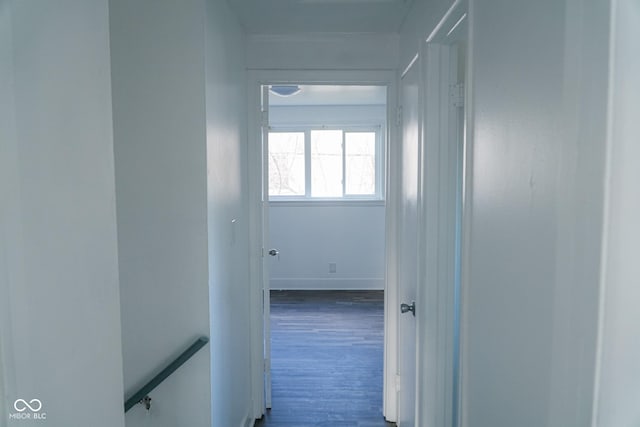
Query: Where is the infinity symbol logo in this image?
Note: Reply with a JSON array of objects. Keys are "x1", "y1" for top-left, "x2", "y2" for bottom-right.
[{"x1": 14, "y1": 399, "x2": 42, "y2": 412}]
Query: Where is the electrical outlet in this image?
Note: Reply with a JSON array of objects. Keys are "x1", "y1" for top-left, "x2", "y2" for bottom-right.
[{"x1": 329, "y1": 262, "x2": 337, "y2": 273}]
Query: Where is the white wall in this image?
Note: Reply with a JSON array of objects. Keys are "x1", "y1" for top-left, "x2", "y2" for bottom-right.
[
  {"x1": 270, "y1": 203, "x2": 386, "y2": 290},
  {"x1": 205, "y1": 1, "x2": 254, "y2": 426},
  {"x1": 547, "y1": 1, "x2": 611, "y2": 424},
  {"x1": 462, "y1": 0, "x2": 610, "y2": 426},
  {"x1": 0, "y1": 4, "x2": 15, "y2": 424},
  {"x1": 269, "y1": 104, "x2": 386, "y2": 290},
  {"x1": 594, "y1": 1, "x2": 640, "y2": 425},
  {"x1": 0, "y1": 1, "x2": 125, "y2": 426},
  {"x1": 399, "y1": 0, "x2": 454, "y2": 73},
  {"x1": 109, "y1": 1, "x2": 211, "y2": 426},
  {"x1": 270, "y1": 105, "x2": 386, "y2": 127},
  {"x1": 247, "y1": 33, "x2": 399, "y2": 70}
]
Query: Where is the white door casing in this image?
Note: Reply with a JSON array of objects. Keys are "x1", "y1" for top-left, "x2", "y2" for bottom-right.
[
  {"x1": 398, "y1": 2, "x2": 469, "y2": 426},
  {"x1": 247, "y1": 70, "x2": 399, "y2": 420},
  {"x1": 260, "y1": 84, "x2": 273, "y2": 410},
  {"x1": 417, "y1": 2, "x2": 468, "y2": 426}
]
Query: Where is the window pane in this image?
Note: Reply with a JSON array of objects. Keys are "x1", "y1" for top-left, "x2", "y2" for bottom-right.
[
  {"x1": 311, "y1": 130, "x2": 343, "y2": 197},
  {"x1": 268, "y1": 132, "x2": 305, "y2": 196},
  {"x1": 345, "y1": 132, "x2": 376, "y2": 195}
]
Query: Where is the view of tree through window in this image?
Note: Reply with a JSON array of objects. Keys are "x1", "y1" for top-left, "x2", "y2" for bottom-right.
[
  {"x1": 268, "y1": 132, "x2": 305, "y2": 196},
  {"x1": 311, "y1": 130, "x2": 343, "y2": 197},
  {"x1": 345, "y1": 132, "x2": 376, "y2": 195}
]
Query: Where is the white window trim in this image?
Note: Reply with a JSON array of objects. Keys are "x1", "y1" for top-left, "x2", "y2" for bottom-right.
[{"x1": 268, "y1": 124, "x2": 385, "y2": 202}]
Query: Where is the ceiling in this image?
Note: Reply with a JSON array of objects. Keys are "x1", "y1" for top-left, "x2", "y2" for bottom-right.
[
  {"x1": 269, "y1": 85, "x2": 387, "y2": 106},
  {"x1": 227, "y1": 0, "x2": 413, "y2": 34}
]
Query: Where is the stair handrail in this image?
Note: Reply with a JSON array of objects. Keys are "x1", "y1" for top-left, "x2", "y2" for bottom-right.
[{"x1": 124, "y1": 336, "x2": 209, "y2": 412}]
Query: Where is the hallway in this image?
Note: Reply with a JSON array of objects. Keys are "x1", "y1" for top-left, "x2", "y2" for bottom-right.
[
  {"x1": 2, "y1": 1, "x2": 639, "y2": 426},
  {"x1": 256, "y1": 291, "x2": 394, "y2": 427}
]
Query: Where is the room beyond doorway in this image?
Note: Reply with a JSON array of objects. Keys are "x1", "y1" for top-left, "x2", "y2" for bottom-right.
[
  {"x1": 266, "y1": 84, "x2": 387, "y2": 292},
  {"x1": 263, "y1": 84, "x2": 388, "y2": 417}
]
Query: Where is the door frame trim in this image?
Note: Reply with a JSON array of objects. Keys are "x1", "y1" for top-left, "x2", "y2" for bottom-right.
[
  {"x1": 411, "y1": 1, "x2": 472, "y2": 425},
  {"x1": 246, "y1": 69, "x2": 399, "y2": 421}
]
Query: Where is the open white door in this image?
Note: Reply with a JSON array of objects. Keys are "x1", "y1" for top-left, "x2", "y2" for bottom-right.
[
  {"x1": 397, "y1": 56, "x2": 422, "y2": 426},
  {"x1": 260, "y1": 84, "x2": 274, "y2": 410},
  {"x1": 416, "y1": 2, "x2": 468, "y2": 426},
  {"x1": 397, "y1": 4, "x2": 468, "y2": 426}
]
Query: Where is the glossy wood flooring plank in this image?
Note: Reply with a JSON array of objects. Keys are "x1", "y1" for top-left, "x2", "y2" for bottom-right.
[{"x1": 255, "y1": 290, "x2": 395, "y2": 427}]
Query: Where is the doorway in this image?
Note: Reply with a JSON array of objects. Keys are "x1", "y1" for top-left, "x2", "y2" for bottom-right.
[
  {"x1": 265, "y1": 83, "x2": 388, "y2": 424},
  {"x1": 247, "y1": 74, "x2": 399, "y2": 424}
]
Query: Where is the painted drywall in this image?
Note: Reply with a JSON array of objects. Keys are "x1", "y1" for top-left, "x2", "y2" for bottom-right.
[
  {"x1": 269, "y1": 203, "x2": 385, "y2": 290},
  {"x1": 546, "y1": 1, "x2": 610, "y2": 425},
  {"x1": 270, "y1": 105, "x2": 386, "y2": 127},
  {"x1": 268, "y1": 104, "x2": 386, "y2": 290},
  {"x1": 462, "y1": 1, "x2": 610, "y2": 426},
  {"x1": 247, "y1": 33, "x2": 399, "y2": 70},
  {"x1": 465, "y1": 0, "x2": 558, "y2": 423},
  {"x1": 399, "y1": 0, "x2": 454, "y2": 72},
  {"x1": 0, "y1": 1, "x2": 125, "y2": 426},
  {"x1": 594, "y1": 1, "x2": 640, "y2": 425},
  {"x1": 229, "y1": 0, "x2": 410, "y2": 35},
  {"x1": 109, "y1": 1, "x2": 211, "y2": 426},
  {"x1": 205, "y1": 0, "x2": 254, "y2": 426},
  {"x1": 0, "y1": 5, "x2": 15, "y2": 425}
]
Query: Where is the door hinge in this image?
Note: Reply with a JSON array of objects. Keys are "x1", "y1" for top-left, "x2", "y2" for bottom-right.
[
  {"x1": 396, "y1": 106, "x2": 403, "y2": 126},
  {"x1": 260, "y1": 110, "x2": 269, "y2": 127},
  {"x1": 261, "y1": 247, "x2": 264, "y2": 258},
  {"x1": 264, "y1": 358, "x2": 270, "y2": 372},
  {"x1": 450, "y1": 83, "x2": 464, "y2": 108}
]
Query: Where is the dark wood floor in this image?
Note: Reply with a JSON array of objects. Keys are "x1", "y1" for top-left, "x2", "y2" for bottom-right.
[{"x1": 255, "y1": 290, "x2": 396, "y2": 427}]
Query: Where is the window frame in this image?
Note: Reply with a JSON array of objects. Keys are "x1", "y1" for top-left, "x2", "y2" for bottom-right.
[{"x1": 267, "y1": 124, "x2": 385, "y2": 202}]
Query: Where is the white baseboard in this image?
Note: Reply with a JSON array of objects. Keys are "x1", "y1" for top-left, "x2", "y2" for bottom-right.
[{"x1": 270, "y1": 277, "x2": 384, "y2": 290}]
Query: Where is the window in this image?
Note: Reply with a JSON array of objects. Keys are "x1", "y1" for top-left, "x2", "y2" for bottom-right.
[
  {"x1": 268, "y1": 132, "x2": 305, "y2": 196},
  {"x1": 345, "y1": 131, "x2": 376, "y2": 195},
  {"x1": 268, "y1": 127, "x2": 383, "y2": 200},
  {"x1": 311, "y1": 130, "x2": 343, "y2": 197}
]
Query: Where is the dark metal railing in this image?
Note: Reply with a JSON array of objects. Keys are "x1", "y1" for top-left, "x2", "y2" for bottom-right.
[{"x1": 124, "y1": 336, "x2": 209, "y2": 412}]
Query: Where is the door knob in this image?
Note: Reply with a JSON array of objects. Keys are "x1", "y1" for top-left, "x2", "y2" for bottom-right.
[
  {"x1": 400, "y1": 301, "x2": 415, "y2": 316},
  {"x1": 268, "y1": 249, "x2": 279, "y2": 257}
]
